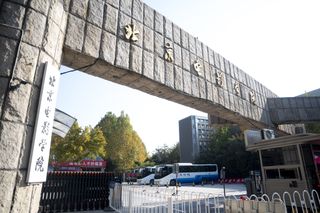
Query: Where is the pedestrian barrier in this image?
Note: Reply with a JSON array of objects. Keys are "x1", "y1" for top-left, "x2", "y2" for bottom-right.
[
  {"x1": 109, "y1": 184, "x2": 320, "y2": 213},
  {"x1": 39, "y1": 171, "x2": 120, "y2": 212}
]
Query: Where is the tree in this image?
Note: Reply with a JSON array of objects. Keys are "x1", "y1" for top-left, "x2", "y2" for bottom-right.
[
  {"x1": 196, "y1": 127, "x2": 259, "y2": 178},
  {"x1": 96, "y1": 111, "x2": 147, "y2": 171},
  {"x1": 50, "y1": 122, "x2": 107, "y2": 162},
  {"x1": 305, "y1": 123, "x2": 320, "y2": 133},
  {"x1": 150, "y1": 143, "x2": 180, "y2": 164}
]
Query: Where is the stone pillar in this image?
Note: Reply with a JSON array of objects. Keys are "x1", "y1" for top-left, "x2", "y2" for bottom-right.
[{"x1": 0, "y1": 0, "x2": 67, "y2": 212}]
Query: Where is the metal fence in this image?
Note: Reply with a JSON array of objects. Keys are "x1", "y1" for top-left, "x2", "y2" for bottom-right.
[
  {"x1": 39, "y1": 171, "x2": 119, "y2": 212},
  {"x1": 109, "y1": 184, "x2": 320, "y2": 213}
]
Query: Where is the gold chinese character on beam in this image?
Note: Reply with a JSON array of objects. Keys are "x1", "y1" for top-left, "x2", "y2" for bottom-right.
[
  {"x1": 193, "y1": 59, "x2": 202, "y2": 76},
  {"x1": 234, "y1": 82, "x2": 241, "y2": 96},
  {"x1": 215, "y1": 71, "x2": 224, "y2": 87},
  {"x1": 164, "y1": 43, "x2": 174, "y2": 62},
  {"x1": 124, "y1": 24, "x2": 139, "y2": 42},
  {"x1": 249, "y1": 90, "x2": 256, "y2": 105}
]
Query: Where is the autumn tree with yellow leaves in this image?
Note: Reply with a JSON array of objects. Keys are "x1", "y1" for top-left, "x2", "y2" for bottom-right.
[
  {"x1": 50, "y1": 122, "x2": 107, "y2": 162},
  {"x1": 96, "y1": 111, "x2": 147, "y2": 171}
]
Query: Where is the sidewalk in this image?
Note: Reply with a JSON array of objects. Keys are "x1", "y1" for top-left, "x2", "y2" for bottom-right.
[{"x1": 65, "y1": 208, "x2": 115, "y2": 213}]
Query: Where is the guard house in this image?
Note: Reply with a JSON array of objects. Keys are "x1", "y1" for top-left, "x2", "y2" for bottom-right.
[{"x1": 246, "y1": 134, "x2": 320, "y2": 196}]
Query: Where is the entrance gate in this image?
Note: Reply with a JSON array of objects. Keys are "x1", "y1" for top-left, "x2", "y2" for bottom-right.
[{"x1": 0, "y1": 0, "x2": 319, "y2": 212}]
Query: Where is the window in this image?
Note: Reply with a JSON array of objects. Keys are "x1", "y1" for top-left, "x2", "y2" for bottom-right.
[
  {"x1": 265, "y1": 168, "x2": 300, "y2": 179},
  {"x1": 261, "y1": 145, "x2": 299, "y2": 166}
]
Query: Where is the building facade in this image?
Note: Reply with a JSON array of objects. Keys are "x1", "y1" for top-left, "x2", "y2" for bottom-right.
[{"x1": 179, "y1": 115, "x2": 214, "y2": 162}]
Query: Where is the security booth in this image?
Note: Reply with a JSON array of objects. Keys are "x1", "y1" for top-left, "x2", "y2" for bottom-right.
[{"x1": 246, "y1": 134, "x2": 320, "y2": 196}]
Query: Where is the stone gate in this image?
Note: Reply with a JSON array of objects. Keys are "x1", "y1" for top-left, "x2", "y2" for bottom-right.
[{"x1": 0, "y1": 0, "x2": 319, "y2": 212}]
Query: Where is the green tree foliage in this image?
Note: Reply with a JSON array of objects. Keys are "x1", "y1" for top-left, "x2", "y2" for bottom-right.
[
  {"x1": 305, "y1": 123, "x2": 320, "y2": 133},
  {"x1": 196, "y1": 127, "x2": 259, "y2": 178},
  {"x1": 50, "y1": 122, "x2": 107, "y2": 162},
  {"x1": 150, "y1": 143, "x2": 180, "y2": 164},
  {"x1": 96, "y1": 111, "x2": 147, "y2": 171}
]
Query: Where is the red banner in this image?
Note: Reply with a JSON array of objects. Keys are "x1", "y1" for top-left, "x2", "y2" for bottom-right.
[{"x1": 51, "y1": 160, "x2": 106, "y2": 168}]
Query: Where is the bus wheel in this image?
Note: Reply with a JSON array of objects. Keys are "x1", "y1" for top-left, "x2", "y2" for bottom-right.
[{"x1": 170, "y1": 179, "x2": 176, "y2": 186}]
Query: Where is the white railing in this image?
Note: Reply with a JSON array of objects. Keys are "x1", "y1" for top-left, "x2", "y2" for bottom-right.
[{"x1": 109, "y1": 184, "x2": 320, "y2": 213}]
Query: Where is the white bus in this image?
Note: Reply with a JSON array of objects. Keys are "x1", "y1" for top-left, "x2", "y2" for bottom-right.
[
  {"x1": 154, "y1": 163, "x2": 218, "y2": 186},
  {"x1": 136, "y1": 166, "x2": 156, "y2": 185},
  {"x1": 154, "y1": 164, "x2": 173, "y2": 186}
]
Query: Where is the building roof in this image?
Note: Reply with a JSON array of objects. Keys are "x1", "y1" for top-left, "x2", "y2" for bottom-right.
[
  {"x1": 246, "y1": 133, "x2": 320, "y2": 151},
  {"x1": 298, "y1": 88, "x2": 320, "y2": 97}
]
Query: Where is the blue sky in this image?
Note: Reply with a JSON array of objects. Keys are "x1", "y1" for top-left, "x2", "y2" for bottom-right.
[{"x1": 57, "y1": 0, "x2": 320, "y2": 154}]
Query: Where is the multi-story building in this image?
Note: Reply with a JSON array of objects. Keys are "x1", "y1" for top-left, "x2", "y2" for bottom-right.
[{"x1": 179, "y1": 115, "x2": 214, "y2": 162}]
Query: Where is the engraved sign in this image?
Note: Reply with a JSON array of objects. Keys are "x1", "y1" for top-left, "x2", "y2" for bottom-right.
[
  {"x1": 124, "y1": 24, "x2": 139, "y2": 42},
  {"x1": 249, "y1": 90, "x2": 256, "y2": 105},
  {"x1": 193, "y1": 59, "x2": 202, "y2": 75},
  {"x1": 27, "y1": 62, "x2": 60, "y2": 183},
  {"x1": 216, "y1": 71, "x2": 224, "y2": 87},
  {"x1": 164, "y1": 43, "x2": 174, "y2": 62},
  {"x1": 234, "y1": 82, "x2": 241, "y2": 96}
]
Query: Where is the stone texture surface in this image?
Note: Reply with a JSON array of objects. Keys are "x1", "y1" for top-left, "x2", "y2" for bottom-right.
[
  {"x1": 83, "y1": 23, "x2": 102, "y2": 58},
  {"x1": 143, "y1": 26, "x2": 154, "y2": 52},
  {"x1": 130, "y1": 44, "x2": 142, "y2": 74},
  {"x1": 154, "y1": 32, "x2": 164, "y2": 58},
  {"x1": 87, "y1": 0, "x2": 104, "y2": 27},
  {"x1": 0, "y1": 1, "x2": 26, "y2": 28},
  {"x1": 104, "y1": 4, "x2": 118, "y2": 35},
  {"x1": 43, "y1": 19, "x2": 61, "y2": 58},
  {"x1": 165, "y1": 62, "x2": 174, "y2": 88},
  {"x1": 100, "y1": 31, "x2": 116, "y2": 64},
  {"x1": 0, "y1": 37, "x2": 18, "y2": 77},
  {"x1": 183, "y1": 71, "x2": 191, "y2": 94},
  {"x1": 118, "y1": 12, "x2": 131, "y2": 39},
  {"x1": 115, "y1": 39, "x2": 130, "y2": 69},
  {"x1": 0, "y1": 78, "x2": 8, "y2": 114},
  {"x1": 3, "y1": 81, "x2": 32, "y2": 123},
  {"x1": 65, "y1": 14, "x2": 85, "y2": 51},
  {"x1": 0, "y1": 121, "x2": 25, "y2": 169},
  {"x1": 154, "y1": 11, "x2": 163, "y2": 34},
  {"x1": 143, "y1": 51, "x2": 154, "y2": 79},
  {"x1": 0, "y1": 25, "x2": 22, "y2": 40},
  {"x1": 173, "y1": 44, "x2": 182, "y2": 67},
  {"x1": 182, "y1": 48, "x2": 190, "y2": 71},
  {"x1": 0, "y1": 170, "x2": 17, "y2": 213},
  {"x1": 13, "y1": 42, "x2": 39, "y2": 83},
  {"x1": 164, "y1": 17, "x2": 172, "y2": 40},
  {"x1": 30, "y1": 0, "x2": 51, "y2": 15},
  {"x1": 70, "y1": 0, "x2": 89, "y2": 19},
  {"x1": 11, "y1": 182, "x2": 33, "y2": 213},
  {"x1": 174, "y1": 66, "x2": 183, "y2": 91},
  {"x1": 132, "y1": 0, "x2": 143, "y2": 22},
  {"x1": 22, "y1": 8, "x2": 47, "y2": 47},
  {"x1": 154, "y1": 57, "x2": 165, "y2": 84},
  {"x1": 191, "y1": 74, "x2": 199, "y2": 97},
  {"x1": 120, "y1": 0, "x2": 132, "y2": 16},
  {"x1": 106, "y1": 0, "x2": 119, "y2": 8},
  {"x1": 144, "y1": 4, "x2": 154, "y2": 29}
]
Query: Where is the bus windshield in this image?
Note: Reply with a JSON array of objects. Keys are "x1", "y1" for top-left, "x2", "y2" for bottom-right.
[
  {"x1": 155, "y1": 165, "x2": 173, "y2": 179},
  {"x1": 138, "y1": 167, "x2": 155, "y2": 178}
]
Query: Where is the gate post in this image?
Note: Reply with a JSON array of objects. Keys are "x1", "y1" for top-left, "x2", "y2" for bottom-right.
[
  {"x1": 0, "y1": 0, "x2": 68, "y2": 212},
  {"x1": 129, "y1": 190, "x2": 133, "y2": 213},
  {"x1": 168, "y1": 197, "x2": 173, "y2": 213}
]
